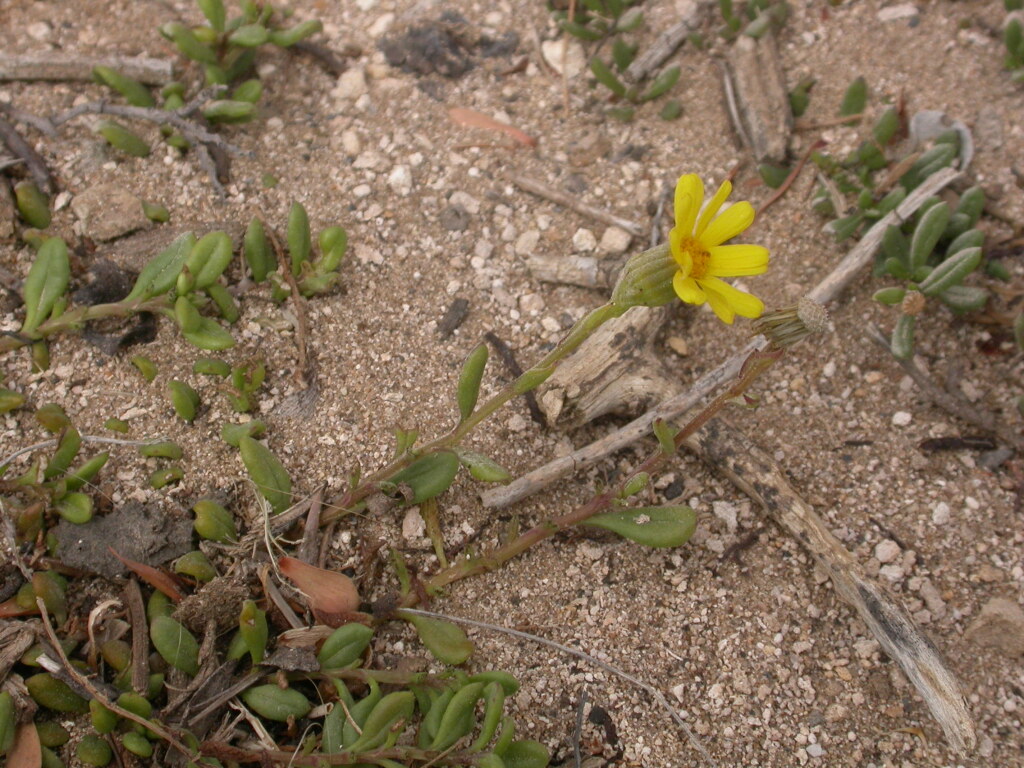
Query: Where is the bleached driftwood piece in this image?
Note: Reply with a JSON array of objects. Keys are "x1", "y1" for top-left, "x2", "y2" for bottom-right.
[
  {"x1": 526, "y1": 253, "x2": 613, "y2": 290},
  {"x1": 537, "y1": 306, "x2": 676, "y2": 428},
  {"x1": 686, "y1": 418, "x2": 976, "y2": 755},
  {"x1": 623, "y1": 0, "x2": 704, "y2": 83},
  {"x1": 0, "y1": 53, "x2": 173, "y2": 84},
  {"x1": 482, "y1": 166, "x2": 961, "y2": 510},
  {"x1": 723, "y1": 33, "x2": 792, "y2": 163}
]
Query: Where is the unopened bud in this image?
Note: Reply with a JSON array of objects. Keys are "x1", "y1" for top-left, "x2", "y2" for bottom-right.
[
  {"x1": 610, "y1": 243, "x2": 679, "y2": 309},
  {"x1": 900, "y1": 290, "x2": 926, "y2": 316}
]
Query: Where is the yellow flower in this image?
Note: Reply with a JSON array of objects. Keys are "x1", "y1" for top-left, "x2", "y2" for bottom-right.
[{"x1": 669, "y1": 174, "x2": 769, "y2": 324}]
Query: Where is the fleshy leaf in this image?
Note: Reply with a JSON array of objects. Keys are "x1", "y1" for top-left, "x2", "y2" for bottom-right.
[{"x1": 585, "y1": 505, "x2": 696, "y2": 548}]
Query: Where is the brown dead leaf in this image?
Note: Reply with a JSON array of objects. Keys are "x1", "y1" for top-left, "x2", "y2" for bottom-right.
[
  {"x1": 8, "y1": 723, "x2": 42, "y2": 768},
  {"x1": 109, "y1": 547, "x2": 184, "y2": 602},
  {"x1": 448, "y1": 107, "x2": 537, "y2": 148},
  {"x1": 278, "y1": 556, "x2": 359, "y2": 627}
]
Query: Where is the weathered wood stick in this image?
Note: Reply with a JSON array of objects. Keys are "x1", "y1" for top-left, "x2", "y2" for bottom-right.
[
  {"x1": 686, "y1": 418, "x2": 976, "y2": 755},
  {"x1": 482, "y1": 166, "x2": 961, "y2": 509},
  {"x1": 623, "y1": 0, "x2": 705, "y2": 83},
  {"x1": 502, "y1": 171, "x2": 645, "y2": 238},
  {"x1": 0, "y1": 53, "x2": 173, "y2": 84}
]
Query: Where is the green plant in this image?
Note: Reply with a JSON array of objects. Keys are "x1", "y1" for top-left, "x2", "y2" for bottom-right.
[{"x1": 718, "y1": 0, "x2": 790, "y2": 38}]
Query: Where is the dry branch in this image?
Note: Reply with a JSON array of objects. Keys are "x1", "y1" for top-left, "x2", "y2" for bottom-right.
[
  {"x1": 724, "y1": 33, "x2": 792, "y2": 163},
  {"x1": 502, "y1": 171, "x2": 645, "y2": 238},
  {"x1": 622, "y1": 0, "x2": 705, "y2": 83},
  {"x1": 482, "y1": 166, "x2": 962, "y2": 509},
  {"x1": 685, "y1": 418, "x2": 976, "y2": 755},
  {"x1": 0, "y1": 53, "x2": 172, "y2": 84}
]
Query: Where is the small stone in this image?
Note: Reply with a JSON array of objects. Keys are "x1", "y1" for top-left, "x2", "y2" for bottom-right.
[
  {"x1": 352, "y1": 184, "x2": 372, "y2": 198},
  {"x1": 27, "y1": 21, "x2": 53, "y2": 42},
  {"x1": 402, "y1": 508, "x2": 425, "y2": 541},
  {"x1": 598, "y1": 226, "x2": 632, "y2": 254},
  {"x1": 367, "y1": 12, "x2": 395, "y2": 38},
  {"x1": 824, "y1": 704, "x2": 848, "y2": 723},
  {"x1": 572, "y1": 227, "x2": 597, "y2": 252},
  {"x1": 891, "y1": 411, "x2": 912, "y2": 426},
  {"x1": 449, "y1": 191, "x2": 480, "y2": 215},
  {"x1": 974, "y1": 106, "x2": 1004, "y2": 152},
  {"x1": 387, "y1": 165, "x2": 412, "y2": 196},
  {"x1": 874, "y1": 539, "x2": 900, "y2": 564},
  {"x1": 876, "y1": 3, "x2": 918, "y2": 22},
  {"x1": 515, "y1": 229, "x2": 541, "y2": 257},
  {"x1": 977, "y1": 564, "x2": 1004, "y2": 583},
  {"x1": 341, "y1": 129, "x2": 361, "y2": 156},
  {"x1": 806, "y1": 744, "x2": 824, "y2": 758},
  {"x1": 667, "y1": 336, "x2": 689, "y2": 356},
  {"x1": 965, "y1": 598, "x2": 1024, "y2": 657},
  {"x1": 879, "y1": 564, "x2": 904, "y2": 582},
  {"x1": 541, "y1": 39, "x2": 585, "y2": 77},
  {"x1": 507, "y1": 414, "x2": 527, "y2": 432},
  {"x1": 353, "y1": 151, "x2": 386, "y2": 170},
  {"x1": 334, "y1": 67, "x2": 368, "y2": 100},
  {"x1": 712, "y1": 500, "x2": 738, "y2": 533},
  {"x1": 931, "y1": 502, "x2": 951, "y2": 525},
  {"x1": 519, "y1": 293, "x2": 545, "y2": 314},
  {"x1": 540, "y1": 316, "x2": 561, "y2": 333},
  {"x1": 822, "y1": 361, "x2": 836, "y2": 378},
  {"x1": 71, "y1": 184, "x2": 151, "y2": 241},
  {"x1": 354, "y1": 243, "x2": 384, "y2": 265}
]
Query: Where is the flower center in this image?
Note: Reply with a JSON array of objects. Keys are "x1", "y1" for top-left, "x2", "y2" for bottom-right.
[{"x1": 680, "y1": 236, "x2": 711, "y2": 280}]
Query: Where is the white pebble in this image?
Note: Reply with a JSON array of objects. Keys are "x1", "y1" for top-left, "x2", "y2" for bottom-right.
[
  {"x1": 874, "y1": 539, "x2": 900, "y2": 563},
  {"x1": 931, "y1": 502, "x2": 951, "y2": 525},
  {"x1": 572, "y1": 227, "x2": 598, "y2": 252},
  {"x1": 387, "y1": 165, "x2": 412, "y2": 196},
  {"x1": 891, "y1": 411, "x2": 912, "y2": 426}
]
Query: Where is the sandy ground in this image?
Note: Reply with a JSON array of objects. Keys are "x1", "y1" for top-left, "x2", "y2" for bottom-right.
[{"x1": 1, "y1": 0, "x2": 1023, "y2": 766}]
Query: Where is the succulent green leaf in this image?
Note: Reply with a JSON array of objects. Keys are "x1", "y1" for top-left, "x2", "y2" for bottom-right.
[
  {"x1": 909, "y1": 201, "x2": 949, "y2": 269},
  {"x1": 457, "y1": 450, "x2": 512, "y2": 484},
  {"x1": 239, "y1": 599, "x2": 268, "y2": 664},
  {"x1": 21, "y1": 237, "x2": 69, "y2": 335},
  {"x1": 244, "y1": 217, "x2": 275, "y2": 282},
  {"x1": 26, "y1": 673, "x2": 89, "y2": 713},
  {"x1": 96, "y1": 120, "x2": 150, "y2": 157},
  {"x1": 55, "y1": 492, "x2": 93, "y2": 523},
  {"x1": 203, "y1": 100, "x2": 257, "y2": 124},
  {"x1": 469, "y1": 681, "x2": 507, "y2": 752},
  {"x1": 652, "y1": 418, "x2": 678, "y2": 456},
  {"x1": 0, "y1": 388, "x2": 26, "y2": 414},
  {"x1": 175, "y1": 550, "x2": 216, "y2": 582},
  {"x1": 221, "y1": 420, "x2": 266, "y2": 446},
  {"x1": 640, "y1": 65, "x2": 680, "y2": 102},
  {"x1": 468, "y1": 671, "x2": 520, "y2": 696},
  {"x1": 197, "y1": 0, "x2": 226, "y2": 32},
  {"x1": 954, "y1": 186, "x2": 985, "y2": 227},
  {"x1": 150, "y1": 616, "x2": 199, "y2": 675},
  {"x1": 457, "y1": 342, "x2": 489, "y2": 421},
  {"x1": 269, "y1": 19, "x2": 323, "y2": 47},
  {"x1": 160, "y1": 22, "x2": 218, "y2": 64},
  {"x1": 182, "y1": 317, "x2": 236, "y2": 350},
  {"x1": 399, "y1": 610, "x2": 474, "y2": 665},
  {"x1": 788, "y1": 77, "x2": 814, "y2": 118},
  {"x1": 872, "y1": 287, "x2": 905, "y2": 306},
  {"x1": 14, "y1": 180, "x2": 52, "y2": 229},
  {"x1": 757, "y1": 164, "x2": 789, "y2": 189},
  {"x1": 890, "y1": 314, "x2": 916, "y2": 360},
  {"x1": 44, "y1": 427, "x2": 81, "y2": 480},
  {"x1": 559, "y1": 19, "x2": 604, "y2": 41},
  {"x1": 231, "y1": 78, "x2": 263, "y2": 102},
  {"x1": 127, "y1": 232, "x2": 195, "y2": 301},
  {"x1": 187, "y1": 231, "x2": 234, "y2": 289},
  {"x1": 238, "y1": 436, "x2": 292, "y2": 514},
  {"x1": 64, "y1": 452, "x2": 109, "y2": 491},
  {"x1": 167, "y1": 380, "x2": 200, "y2": 423},
  {"x1": 499, "y1": 739, "x2": 550, "y2": 768},
  {"x1": 0, "y1": 691, "x2": 14, "y2": 754},
  {"x1": 431, "y1": 682, "x2": 485, "y2": 751},
  {"x1": 611, "y1": 39, "x2": 636, "y2": 71},
  {"x1": 872, "y1": 106, "x2": 900, "y2": 146},
  {"x1": 585, "y1": 505, "x2": 696, "y2": 548},
  {"x1": 347, "y1": 691, "x2": 415, "y2": 752},
  {"x1": 287, "y1": 202, "x2": 312, "y2": 276},
  {"x1": 92, "y1": 66, "x2": 155, "y2": 107},
  {"x1": 590, "y1": 57, "x2": 626, "y2": 97},
  {"x1": 241, "y1": 685, "x2": 312, "y2": 721},
  {"x1": 839, "y1": 76, "x2": 867, "y2": 119},
  {"x1": 318, "y1": 622, "x2": 374, "y2": 669},
  {"x1": 388, "y1": 450, "x2": 460, "y2": 505},
  {"x1": 918, "y1": 247, "x2": 982, "y2": 297},
  {"x1": 228, "y1": 23, "x2": 270, "y2": 47},
  {"x1": 937, "y1": 285, "x2": 988, "y2": 313},
  {"x1": 174, "y1": 295, "x2": 202, "y2": 333},
  {"x1": 193, "y1": 499, "x2": 237, "y2": 543}
]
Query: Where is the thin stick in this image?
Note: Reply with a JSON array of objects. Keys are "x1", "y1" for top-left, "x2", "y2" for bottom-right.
[
  {"x1": 35, "y1": 598, "x2": 194, "y2": 756},
  {"x1": 622, "y1": 2, "x2": 704, "y2": 83},
  {"x1": 866, "y1": 326, "x2": 1024, "y2": 450},
  {"x1": 502, "y1": 171, "x2": 645, "y2": 238},
  {"x1": 0, "y1": 114, "x2": 54, "y2": 192},
  {"x1": 0, "y1": 434, "x2": 170, "y2": 470},
  {"x1": 482, "y1": 166, "x2": 961, "y2": 509},
  {"x1": 51, "y1": 101, "x2": 243, "y2": 155},
  {"x1": 0, "y1": 53, "x2": 172, "y2": 84},
  {"x1": 794, "y1": 114, "x2": 864, "y2": 131},
  {"x1": 757, "y1": 139, "x2": 826, "y2": 216},
  {"x1": 573, "y1": 688, "x2": 588, "y2": 768},
  {"x1": 401, "y1": 608, "x2": 717, "y2": 767},
  {"x1": 123, "y1": 578, "x2": 150, "y2": 696},
  {"x1": 682, "y1": 419, "x2": 976, "y2": 754},
  {"x1": 266, "y1": 227, "x2": 313, "y2": 389}
]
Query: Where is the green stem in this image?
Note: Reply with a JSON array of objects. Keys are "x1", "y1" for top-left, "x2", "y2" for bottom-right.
[
  {"x1": 404, "y1": 346, "x2": 784, "y2": 605},
  {"x1": 324, "y1": 302, "x2": 627, "y2": 522},
  {"x1": 0, "y1": 296, "x2": 170, "y2": 352}
]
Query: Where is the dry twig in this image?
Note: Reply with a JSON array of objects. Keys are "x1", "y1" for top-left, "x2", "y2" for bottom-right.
[
  {"x1": 502, "y1": 171, "x2": 645, "y2": 238},
  {"x1": 0, "y1": 53, "x2": 172, "y2": 84},
  {"x1": 0, "y1": 113, "x2": 54, "y2": 192}
]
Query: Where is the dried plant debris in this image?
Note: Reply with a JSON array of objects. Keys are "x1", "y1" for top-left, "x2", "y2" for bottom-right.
[{"x1": 380, "y1": 11, "x2": 519, "y2": 78}]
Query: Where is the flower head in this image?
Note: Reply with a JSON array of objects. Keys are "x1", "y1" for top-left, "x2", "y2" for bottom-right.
[{"x1": 669, "y1": 174, "x2": 769, "y2": 324}]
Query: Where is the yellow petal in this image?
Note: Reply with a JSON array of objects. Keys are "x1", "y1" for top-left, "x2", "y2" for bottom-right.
[
  {"x1": 707, "y1": 244, "x2": 770, "y2": 277},
  {"x1": 700, "y1": 201, "x2": 755, "y2": 247},
  {"x1": 701, "y1": 277, "x2": 765, "y2": 319},
  {"x1": 702, "y1": 283, "x2": 736, "y2": 324},
  {"x1": 674, "y1": 174, "x2": 703, "y2": 237},
  {"x1": 695, "y1": 179, "x2": 733, "y2": 238},
  {"x1": 669, "y1": 228, "x2": 692, "y2": 271},
  {"x1": 673, "y1": 272, "x2": 705, "y2": 305}
]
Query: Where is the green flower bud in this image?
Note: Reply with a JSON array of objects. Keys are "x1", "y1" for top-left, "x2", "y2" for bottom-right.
[{"x1": 610, "y1": 243, "x2": 678, "y2": 309}]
